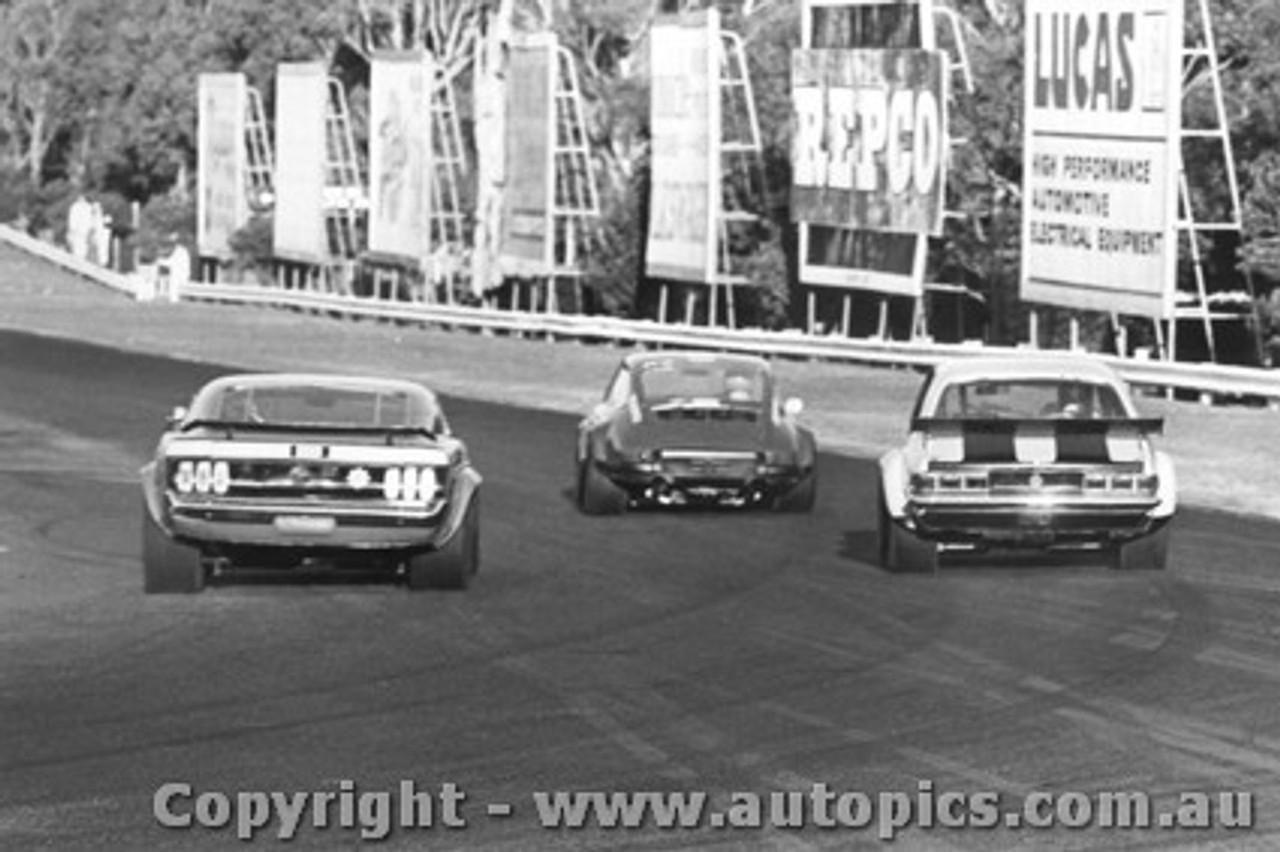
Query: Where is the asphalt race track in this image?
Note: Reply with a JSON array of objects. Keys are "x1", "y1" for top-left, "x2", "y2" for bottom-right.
[{"x1": 3, "y1": 329, "x2": 1280, "y2": 850}]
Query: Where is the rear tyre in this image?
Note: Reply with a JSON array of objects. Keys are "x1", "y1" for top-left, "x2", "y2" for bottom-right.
[
  {"x1": 577, "y1": 460, "x2": 628, "y2": 516},
  {"x1": 878, "y1": 488, "x2": 937, "y2": 573},
  {"x1": 1112, "y1": 524, "x2": 1170, "y2": 571},
  {"x1": 774, "y1": 470, "x2": 817, "y2": 513},
  {"x1": 408, "y1": 495, "x2": 480, "y2": 590},
  {"x1": 142, "y1": 500, "x2": 205, "y2": 594}
]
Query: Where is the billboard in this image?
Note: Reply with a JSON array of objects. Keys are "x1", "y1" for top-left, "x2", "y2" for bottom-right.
[
  {"x1": 272, "y1": 62, "x2": 329, "y2": 264},
  {"x1": 796, "y1": 0, "x2": 935, "y2": 298},
  {"x1": 1020, "y1": 0, "x2": 1183, "y2": 320},
  {"x1": 501, "y1": 35, "x2": 557, "y2": 277},
  {"x1": 791, "y1": 48, "x2": 946, "y2": 236},
  {"x1": 196, "y1": 73, "x2": 248, "y2": 260},
  {"x1": 369, "y1": 51, "x2": 433, "y2": 264},
  {"x1": 645, "y1": 9, "x2": 721, "y2": 284}
]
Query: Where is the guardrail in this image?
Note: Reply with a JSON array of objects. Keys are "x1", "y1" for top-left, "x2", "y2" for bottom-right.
[
  {"x1": 2, "y1": 223, "x2": 1278, "y2": 404},
  {"x1": 180, "y1": 281, "x2": 1280, "y2": 403}
]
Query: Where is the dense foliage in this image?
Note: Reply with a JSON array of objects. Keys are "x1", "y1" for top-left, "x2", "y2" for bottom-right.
[{"x1": 2, "y1": 0, "x2": 1279, "y2": 347}]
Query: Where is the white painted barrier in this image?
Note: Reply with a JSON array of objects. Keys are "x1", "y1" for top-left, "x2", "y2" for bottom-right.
[
  {"x1": 0, "y1": 223, "x2": 139, "y2": 296},
  {"x1": 3, "y1": 223, "x2": 1278, "y2": 402},
  {"x1": 181, "y1": 282, "x2": 1280, "y2": 402}
]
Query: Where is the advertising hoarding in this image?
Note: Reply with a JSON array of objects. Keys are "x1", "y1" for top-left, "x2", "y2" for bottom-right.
[
  {"x1": 369, "y1": 52, "x2": 433, "y2": 264},
  {"x1": 791, "y1": 48, "x2": 946, "y2": 236},
  {"x1": 1020, "y1": 0, "x2": 1183, "y2": 319},
  {"x1": 272, "y1": 62, "x2": 329, "y2": 264},
  {"x1": 501, "y1": 36, "x2": 557, "y2": 277},
  {"x1": 645, "y1": 9, "x2": 721, "y2": 285},
  {"x1": 196, "y1": 73, "x2": 248, "y2": 260},
  {"x1": 796, "y1": 0, "x2": 934, "y2": 298}
]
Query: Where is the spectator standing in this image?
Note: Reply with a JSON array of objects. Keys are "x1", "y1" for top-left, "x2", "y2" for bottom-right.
[
  {"x1": 67, "y1": 195, "x2": 93, "y2": 259},
  {"x1": 157, "y1": 233, "x2": 191, "y2": 303},
  {"x1": 86, "y1": 201, "x2": 109, "y2": 266}
]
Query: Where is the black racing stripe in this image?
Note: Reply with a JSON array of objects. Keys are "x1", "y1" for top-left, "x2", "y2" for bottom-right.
[
  {"x1": 961, "y1": 422, "x2": 1017, "y2": 463},
  {"x1": 1054, "y1": 428, "x2": 1112, "y2": 463}
]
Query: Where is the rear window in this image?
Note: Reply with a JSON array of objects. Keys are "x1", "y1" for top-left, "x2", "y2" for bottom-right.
[
  {"x1": 216, "y1": 385, "x2": 417, "y2": 427},
  {"x1": 932, "y1": 379, "x2": 1128, "y2": 420},
  {"x1": 635, "y1": 362, "x2": 767, "y2": 405}
]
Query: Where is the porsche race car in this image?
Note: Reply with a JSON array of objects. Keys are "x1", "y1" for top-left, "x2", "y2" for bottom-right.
[
  {"x1": 877, "y1": 355, "x2": 1176, "y2": 572},
  {"x1": 141, "y1": 373, "x2": 482, "y2": 593},
  {"x1": 575, "y1": 351, "x2": 817, "y2": 513}
]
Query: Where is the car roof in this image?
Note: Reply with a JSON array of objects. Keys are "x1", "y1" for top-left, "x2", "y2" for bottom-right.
[
  {"x1": 200, "y1": 373, "x2": 436, "y2": 399},
  {"x1": 930, "y1": 354, "x2": 1125, "y2": 386},
  {"x1": 622, "y1": 350, "x2": 771, "y2": 371}
]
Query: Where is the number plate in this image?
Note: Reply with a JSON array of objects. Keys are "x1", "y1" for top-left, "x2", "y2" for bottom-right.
[
  {"x1": 1017, "y1": 509, "x2": 1054, "y2": 528},
  {"x1": 273, "y1": 515, "x2": 337, "y2": 535}
]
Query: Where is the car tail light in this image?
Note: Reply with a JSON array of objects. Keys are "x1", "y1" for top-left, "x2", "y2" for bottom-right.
[
  {"x1": 1083, "y1": 473, "x2": 1157, "y2": 493},
  {"x1": 381, "y1": 467, "x2": 442, "y2": 503},
  {"x1": 413, "y1": 467, "x2": 440, "y2": 501},
  {"x1": 402, "y1": 467, "x2": 419, "y2": 501},
  {"x1": 910, "y1": 473, "x2": 936, "y2": 493},
  {"x1": 211, "y1": 461, "x2": 231, "y2": 495},
  {"x1": 193, "y1": 461, "x2": 213, "y2": 493},
  {"x1": 171, "y1": 459, "x2": 230, "y2": 495},
  {"x1": 911, "y1": 472, "x2": 988, "y2": 493},
  {"x1": 382, "y1": 467, "x2": 402, "y2": 500},
  {"x1": 755, "y1": 450, "x2": 790, "y2": 475},
  {"x1": 174, "y1": 460, "x2": 195, "y2": 493}
]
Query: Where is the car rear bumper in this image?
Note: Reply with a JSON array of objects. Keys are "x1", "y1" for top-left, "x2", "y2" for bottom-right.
[
  {"x1": 601, "y1": 459, "x2": 808, "y2": 506},
  {"x1": 167, "y1": 501, "x2": 447, "y2": 551},
  {"x1": 906, "y1": 499, "x2": 1163, "y2": 546}
]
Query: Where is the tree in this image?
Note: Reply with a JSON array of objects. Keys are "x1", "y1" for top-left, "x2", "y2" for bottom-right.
[
  {"x1": 1210, "y1": 0, "x2": 1280, "y2": 289},
  {"x1": 469, "y1": 0, "x2": 516, "y2": 298},
  {"x1": 936, "y1": 1, "x2": 1026, "y2": 344},
  {"x1": 350, "y1": 0, "x2": 483, "y2": 85},
  {"x1": 0, "y1": 0, "x2": 76, "y2": 183}
]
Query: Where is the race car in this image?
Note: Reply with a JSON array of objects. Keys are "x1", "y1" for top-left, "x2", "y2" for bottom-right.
[
  {"x1": 575, "y1": 351, "x2": 817, "y2": 513},
  {"x1": 141, "y1": 373, "x2": 481, "y2": 593},
  {"x1": 877, "y1": 355, "x2": 1176, "y2": 572}
]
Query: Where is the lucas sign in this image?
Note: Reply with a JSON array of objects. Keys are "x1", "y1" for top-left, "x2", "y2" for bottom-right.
[
  {"x1": 792, "y1": 48, "x2": 946, "y2": 235},
  {"x1": 1020, "y1": 0, "x2": 1183, "y2": 320}
]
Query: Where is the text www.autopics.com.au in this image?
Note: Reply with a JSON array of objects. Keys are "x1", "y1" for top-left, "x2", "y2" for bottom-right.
[{"x1": 154, "y1": 779, "x2": 1254, "y2": 842}]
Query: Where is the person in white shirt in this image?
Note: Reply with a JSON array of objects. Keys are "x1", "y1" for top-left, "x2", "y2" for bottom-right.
[
  {"x1": 67, "y1": 195, "x2": 92, "y2": 259},
  {"x1": 157, "y1": 233, "x2": 191, "y2": 302}
]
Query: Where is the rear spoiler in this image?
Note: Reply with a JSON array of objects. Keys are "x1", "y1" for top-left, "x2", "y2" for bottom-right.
[
  {"x1": 180, "y1": 419, "x2": 437, "y2": 441},
  {"x1": 911, "y1": 417, "x2": 1164, "y2": 435}
]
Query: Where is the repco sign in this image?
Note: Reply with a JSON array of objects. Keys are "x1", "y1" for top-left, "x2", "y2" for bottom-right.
[{"x1": 791, "y1": 49, "x2": 946, "y2": 236}]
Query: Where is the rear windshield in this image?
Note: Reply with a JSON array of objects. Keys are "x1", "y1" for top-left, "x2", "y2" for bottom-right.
[
  {"x1": 932, "y1": 379, "x2": 1128, "y2": 420},
  {"x1": 636, "y1": 362, "x2": 768, "y2": 406},
  {"x1": 213, "y1": 385, "x2": 420, "y2": 428}
]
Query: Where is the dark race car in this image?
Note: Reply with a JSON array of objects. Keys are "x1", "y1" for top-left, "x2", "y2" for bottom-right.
[
  {"x1": 141, "y1": 373, "x2": 482, "y2": 593},
  {"x1": 877, "y1": 355, "x2": 1176, "y2": 572},
  {"x1": 575, "y1": 351, "x2": 817, "y2": 513}
]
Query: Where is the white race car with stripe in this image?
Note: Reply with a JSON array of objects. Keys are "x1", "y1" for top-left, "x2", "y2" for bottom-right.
[
  {"x1": 141, "y1": 374, "x2": 482, "y2": 593},
  {"x1": 877, "y1": 355, "x2": 1176, "y2": 572}
]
